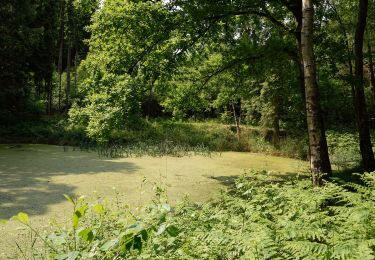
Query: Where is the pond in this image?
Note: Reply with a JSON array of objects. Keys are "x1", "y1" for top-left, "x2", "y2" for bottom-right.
[{"x1": 0, "y1": 144, "x2": 305, "y2": 257}]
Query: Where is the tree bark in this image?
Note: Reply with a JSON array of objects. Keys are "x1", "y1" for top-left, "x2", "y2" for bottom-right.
[
  {"x1": 353, "y1": 0, "x2": 375, "y2": 172},
  {"x1": 335, "y1": 6, "x2": 356, "y2": 105},
  {"x1": 74, "y1": 52, "x2": 78, "y2": 91},
  {"x1": 66, "y1": 42, "x2": 71, "y2": 108},
  {"x1": 294, "y1": 4, "x2": 306, "y2": 104},
  {"x1": 368, "y1": 43, "x2": 375, "y2": 111},
  {"x1": 58, "y1": 0, "x2": 65, "y2": 111},
  {"x1": 46, "y1": 77, "x2": 53, "y2": 115},
  {"x1": 301, "y1": 0, "x2": 332, "y2": 185}
]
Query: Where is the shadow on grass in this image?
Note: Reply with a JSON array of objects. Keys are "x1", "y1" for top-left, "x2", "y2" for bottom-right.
[{"x1": 0, "y1": 144, "x2": 140, "y2": 219}]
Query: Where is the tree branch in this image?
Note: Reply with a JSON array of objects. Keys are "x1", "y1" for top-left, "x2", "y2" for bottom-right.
[
  {"x1": 204, "y1": 8, "x2": 294, "y2": 35},
  {"x1": 200, "y1": 55, "x2": 264, "y2": 86}
]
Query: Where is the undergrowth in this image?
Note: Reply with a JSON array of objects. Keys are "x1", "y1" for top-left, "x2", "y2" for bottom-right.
[
  {"x1": 77, "y1": 141, "x2": 213, "y2": 158},
  {"x1": 326, "y1": 131, "x2": 361, "y2": 171},
  {"x1": 1, "y1": 117, "x2": 366, "y2": 163},
  {"x1": 9, "y1": 171, "x2": 375, "y2": 259},
  {"x1": 0, "y1": 118, "x2": 310, "y2": 159}
]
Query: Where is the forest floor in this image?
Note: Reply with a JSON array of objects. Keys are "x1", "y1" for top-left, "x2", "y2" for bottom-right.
[{"x1": 0, "y1": 144, "x2": 306, "y2": 258}]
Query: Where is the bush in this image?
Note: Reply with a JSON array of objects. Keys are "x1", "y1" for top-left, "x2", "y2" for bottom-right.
[{"x1": 326, "y1": 131, "x2": 361, "y2": 170}]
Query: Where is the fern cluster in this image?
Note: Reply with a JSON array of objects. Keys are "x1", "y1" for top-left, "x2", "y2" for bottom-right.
[
  {"x1": 137, "y1": 172, "x2": 375, "y2": 259},
  {"x1": 13, "y1": 171, "x2": 375, "y2": 259}
]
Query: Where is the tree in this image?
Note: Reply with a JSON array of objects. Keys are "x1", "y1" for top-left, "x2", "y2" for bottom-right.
[
  {"x1": 58, "y1": 0, "x2": 65, "y2": 111},
  {"x1": 69, "y1": 0, "x2": 178, "y2": 141},
  {"x1": 301, "y1": 0, "x2": 332, "y2": 184},
  {"x1": 369, "y1": 43, "x2": 375, "y2": 109},
  {"x1": 71, "y1": 0, "x2": 333, "y2": 175},
  {"x1": 0, "y1": 0, "x2": 60, "y2": 120},
  {"x1": 353, "y1": 0, "x2": 375, "y2": 171}
]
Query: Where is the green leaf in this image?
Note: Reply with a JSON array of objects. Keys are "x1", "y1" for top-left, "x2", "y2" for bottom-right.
[
  {"x1": 78, "y1": 228, "x2": 94, "y2": 242},
  {"x1": 47, "y1": 234, "x2": 66, "y2": 245},
  {"x1": 13, "y1": 212, "x2": 29, "y2": 224},
  {"x1": 67, "y1": 251, "x2": 79, "y2": 260},
  {"x1": 63, "y1": 194, "x2": 75, "y2": 204},
  {"x1": 72, "y1": 214, "x2": 79, "y2": 229},
  {"x1": 72, "y1": 205, "x2": 88, "y2": 228},
  {"x1": 100, "y1": 239, "x2": 118, "y2": 251},
  {"x1": 0, "y1": 219, "x2": 8, "y2": 224},
  {"x1": 162, "y1": 203, "x2": 171, "y2": 212},
  {"x1": 166, "y1": 225, "x2": 179, "y2": 237},
  {"x1": 140, "y1": 229, "x2": 148, "y2": 241},
  {"x1": 54, "y1": 254, "x2": 69, "y2": 260},
  {"x1": 156, "y1": 224, "x2": 166, "y2": 236},
  {"x1": 93, "y1": 204, "x2": 105, "y2": 214}
]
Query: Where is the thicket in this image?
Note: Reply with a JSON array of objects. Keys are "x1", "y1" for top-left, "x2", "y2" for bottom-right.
[
  {"x1": 0, "y1": 117, "x2": 308, "y2": 158},
  {"x1": 3, "y1": 117, "x2": 368, "y2": 166},
  {"x1": 11, "y1": 171, "x2": 375, "y2": 259}
]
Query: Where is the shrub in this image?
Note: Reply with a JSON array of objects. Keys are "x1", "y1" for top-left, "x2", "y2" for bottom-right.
[{"x1": 326, "y1": 131, "x2": 361, "y2": 170}]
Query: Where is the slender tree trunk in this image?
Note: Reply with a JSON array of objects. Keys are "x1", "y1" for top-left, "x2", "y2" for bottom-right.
[
  {"x1": 232, "y1": 102, "x2": 241, "y2": 141},
  {"x1": 330, "y1": 1, "x2": 357, "y2": 124},
  {"x1": 147, "y1": 88, "x2": 152, "y2": 120},
  {"x1": 58, "y1": 0, "x2": 65, "y2": 111},
  {"x1": 74, "y1": 52, "x2": 78, "y2": 91},
  {"x1": 272, "y1": 106, "x2": 280, "y2": 147},
  {"x1": 36, "y1": 79, "x2": 42, "y2": 98},
  {"x1": 66, "y1": 42, "x2": 71, "y2": 108},
  {"x1": 46, "y1": 77, "x2": 53, "y2": 115},
  {"x1": 349, "y1": 44, "x2": 356, "y2": 109},
  {"x1": 292, "y1": 4, "x2": 308, "y2": 129},
  {"x1": 368, "y1": 43, "x2": 375, "y2": 111},
  {"x1": 296, "y1": 22, "x2": 306, "y2": 104},
  {"x1": 354, "y1": 0, "x2": 375, "y2": 171},
  {"x1": 301, "y1": 0, "x2": 332, "y2": 185},
  {"x1": 339, "y1": 17, "x2": 356, "y2": 107},
  {"x1": 58, "y1": 70, "x2": 62, "y2": 111},
  {"x1": 45, "y1": 80, "x2": 49, "y2": 114}
]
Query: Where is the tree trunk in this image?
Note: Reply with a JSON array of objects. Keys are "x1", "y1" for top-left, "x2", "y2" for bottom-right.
[
  {"x1": 330, "y1": 1, "x2": 357, "y2": 125},
  {"x1": 290, "y1": 1, "x2": 308, "y2": 129},
  {"x1": 46, "y1": 77, "x2": 53, "y2": 115},
  {"x1": 74, "y1": 52, "x2": 78, "y2": 91},
  {"x1": 353, "y1": 0, "x2": 375, "y2": 171},
  {"x1": 66, "y1": 42, "x2": 71, "y2": 108},
  {"x1": 36, "y1": 79, "x2": 42, "y2": 99},
  {"x1": 296, "y1": 14, "x2": 306, "y2": 104},
  {"x1": 58, "y1": 0, "x2": 65, "y2": 111},
  {"x1": 272, "y1": 107, "x2": 280, "y2": 147},
  {"x1": 301, "y1": 0, "x2": 332, "y2": 185},
  {"x1": 232, "y1": 102, "x2": 241, "y2": 141},
  {"x1": 368, "y1": 43, "x2": 375, "y2": 112}
]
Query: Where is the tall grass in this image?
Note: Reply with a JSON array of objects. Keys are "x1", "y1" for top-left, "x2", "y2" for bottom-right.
[{"x1": 0, "y1": 117, "x2": 310, "y2": 159}]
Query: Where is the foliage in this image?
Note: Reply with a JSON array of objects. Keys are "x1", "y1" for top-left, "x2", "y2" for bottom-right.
[
  {"x1": 12, "y1": 171, "x2": 375, "y2": 259},
  {"x1": 326, "y1": 131, "x2": 362, "y2": 170},
  {"x1": 68, "y1": 0, "x2": 183, "y2": 140},
  {"x1": 69, "y1": 74, "x2": 142, "y2": 142},
  {"x1": 0, "y1": 117, "x2": 312, "y2": 159},
  {"x1": 9, "y1": 116, "x2": 370, "y2": 162},
  {"x1": 0, "y1": 0, "x2": 59, "y2": 120},
  {"x1": 0, "y1": 116, "x2": 87, "y2": 145}
]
